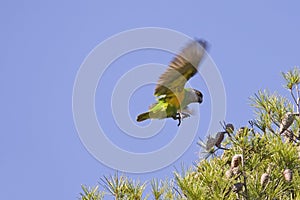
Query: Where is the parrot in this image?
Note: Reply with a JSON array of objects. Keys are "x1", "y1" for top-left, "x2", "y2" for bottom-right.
[{"x1": 136, "y1": 39, "x2": 208, "y2": 126}]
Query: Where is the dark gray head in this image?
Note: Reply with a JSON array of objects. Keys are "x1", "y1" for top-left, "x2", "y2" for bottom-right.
[{"x1": 192, "y1": 89, "x2": 203, "y2": 103}]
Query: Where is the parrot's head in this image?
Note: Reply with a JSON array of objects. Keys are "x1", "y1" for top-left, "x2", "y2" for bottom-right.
[
  {"x1": 183, "y1": 88, "x2": 203, "y2": 105},
  {"x1": 192, "y1": 89, "x2": 203, "y2": 104}
]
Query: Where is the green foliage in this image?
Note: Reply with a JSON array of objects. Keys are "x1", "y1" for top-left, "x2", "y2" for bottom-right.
[
  {"x1": 174, "y1": 128, "x2": 300, "y2": 199},
  {"x1": 151, "y1": 179, "x2": 178, "y2": 200},
  {"x1": 79, "y1": 67, "x2": 300, "y2": 199},
  {"x1": 79, "y1": 185, "x2": 104, "y2": 200},
  {"x1": 282, "y1": 67, "x2": 300, "y2": 90},
  {"x1": 250, "y1": 90, "x2": 293, "y2": 133},
  {"x1": 100, "y1": 172, "x2": 147, "y2": 200},
  {"x1": 175, "y1": 159, "x2": 229, "y2": 199}
]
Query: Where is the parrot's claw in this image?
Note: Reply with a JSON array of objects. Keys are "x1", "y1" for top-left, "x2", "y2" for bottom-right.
[
  {"x1": 177, "y1": 118, "x2": 181, "y2": 126},
  {"x1": 172, "y1": 112, "x2": 188, "y2": 126}
]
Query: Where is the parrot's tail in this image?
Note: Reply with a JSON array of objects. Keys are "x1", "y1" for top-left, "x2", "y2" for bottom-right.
[{"x1": 137, "y1": 112, "x2": 150, "y2": 122}]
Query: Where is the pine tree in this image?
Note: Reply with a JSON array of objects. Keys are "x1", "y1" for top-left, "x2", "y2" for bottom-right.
[{"x1": 79, "y1": 67, "x2": 300, "y2": 200}]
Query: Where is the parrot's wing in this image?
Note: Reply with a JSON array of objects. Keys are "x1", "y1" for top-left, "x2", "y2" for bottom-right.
[
  {"x1": 148, "y1": 101, "x2": 168, "y2": 112},
  {"x1": 154, "y1": 40, "x2": 208, "y2": 97}
]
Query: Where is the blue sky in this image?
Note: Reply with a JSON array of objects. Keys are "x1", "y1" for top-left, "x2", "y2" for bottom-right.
[{"x1": 1, "y1": 1, "x2": 300, "y2": 199}]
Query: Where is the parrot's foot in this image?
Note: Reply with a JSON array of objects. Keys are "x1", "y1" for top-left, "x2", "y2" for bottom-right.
[
  {"x1": 172, "y1": 112, "x2": 189, "y2": 126},
  {"x1": 181, "y1": 112, "x2": 191, "y2": 119}
]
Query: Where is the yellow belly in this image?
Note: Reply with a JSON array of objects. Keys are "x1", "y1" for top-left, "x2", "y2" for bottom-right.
[{"x1": 167, "y1": 90, "x2": 185, "y2": 109}]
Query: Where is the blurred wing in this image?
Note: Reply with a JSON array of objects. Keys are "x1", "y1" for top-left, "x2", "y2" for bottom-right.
[
  {"x1": 181, "y1": 106, "x2": 196, "y2": 116},
  {"x1": 154, "y1": 40, "x2": 207, "y2": 97}
]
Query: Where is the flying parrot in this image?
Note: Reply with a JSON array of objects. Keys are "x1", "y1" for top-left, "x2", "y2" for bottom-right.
[{"x1": 136, "y1": 39, "x2": 208, "y2": 126}]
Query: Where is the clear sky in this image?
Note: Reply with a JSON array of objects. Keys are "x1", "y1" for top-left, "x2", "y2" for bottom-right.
[{"x1": 1, "y1": 1, "x2": 300, "y2": 199}]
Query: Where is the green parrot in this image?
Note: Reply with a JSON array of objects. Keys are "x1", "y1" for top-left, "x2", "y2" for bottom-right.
[{"x1": 136, "y1": 39, "x2": 208, "y2": 126}]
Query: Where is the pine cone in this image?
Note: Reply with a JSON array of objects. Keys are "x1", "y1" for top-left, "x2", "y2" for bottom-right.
[
  {"x1": 225, "y1": 123, "x2": 234, "y2": 134},
  {"x1": 225, "y1": 168, "x2": 233, "y2": 179},
  {"x1": 260, "y1": 173, "x2": 269, "y2": 186},
  {"x1": 279, "y1": 112, "x2": 295, "y2": 134},
  {"x1": 283, "y1": 169, "x2": 293, "y2": 182},
  {"x1": 232, "y1": 182, "x2": 243, "y2": 193},
  {"x1": 214, "y1": 132, "x2": 225, "y2": 148},
  {"x1": 231, "y1": 154, "x2": 242, "y2": 168}
]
